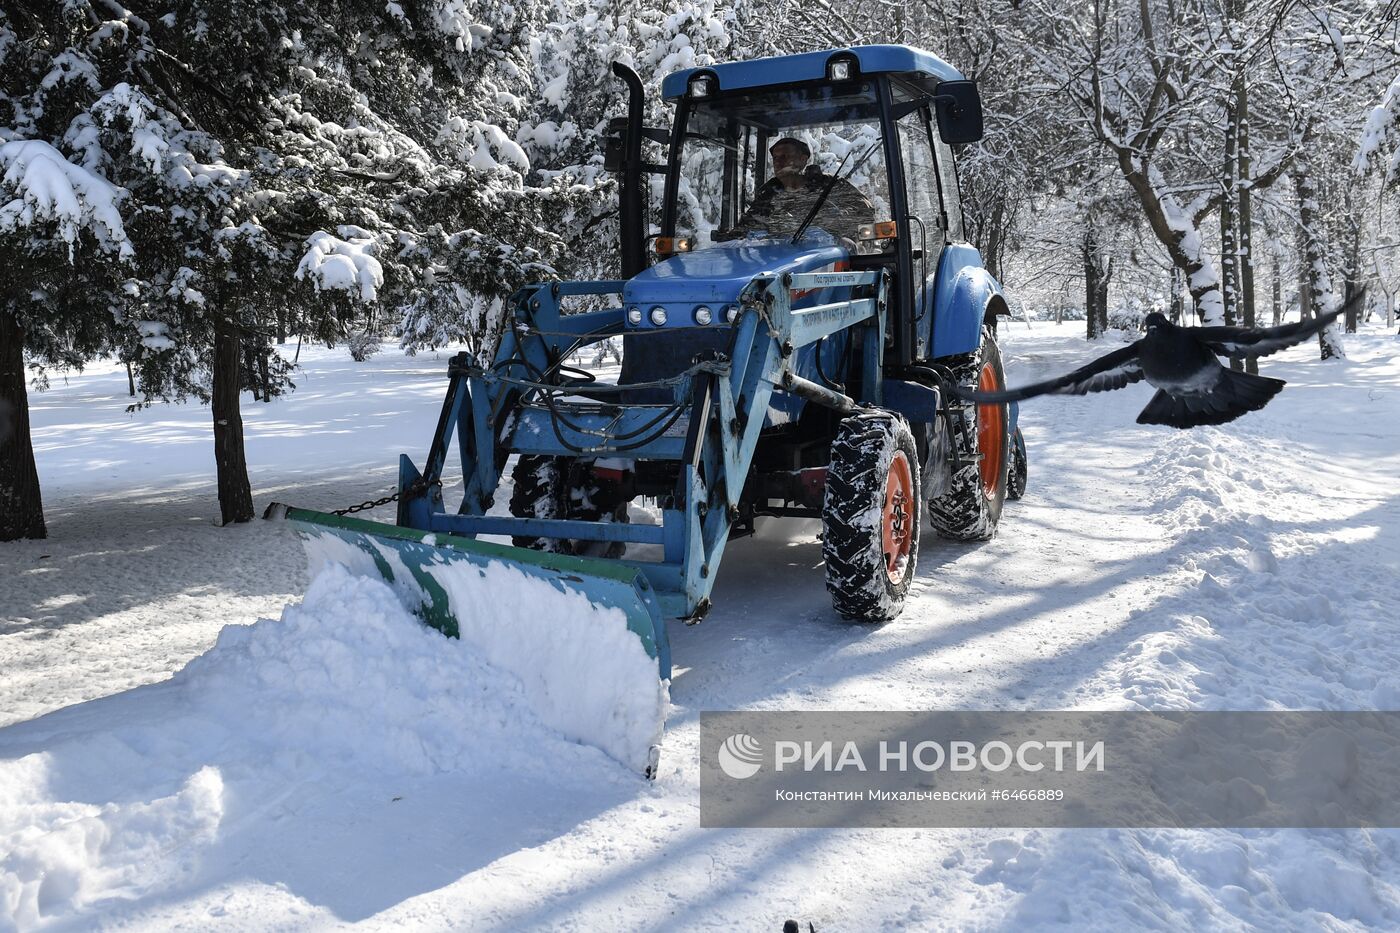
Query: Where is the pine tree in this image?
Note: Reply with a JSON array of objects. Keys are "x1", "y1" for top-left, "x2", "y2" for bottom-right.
[{"x1": 2, "y1": 0, "x2": 573, "y2": 531}]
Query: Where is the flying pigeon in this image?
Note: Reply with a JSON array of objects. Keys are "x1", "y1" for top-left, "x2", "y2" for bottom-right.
[{"x1": 954, "y1": 304, "x2": 1350, "y2": 429}]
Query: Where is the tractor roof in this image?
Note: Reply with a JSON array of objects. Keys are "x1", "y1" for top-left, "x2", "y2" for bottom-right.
[{"x1": 660, "y1": 45, "x2": 964, "y2": 101}]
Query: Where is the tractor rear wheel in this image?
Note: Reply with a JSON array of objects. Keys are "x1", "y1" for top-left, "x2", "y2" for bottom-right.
[
  {"x1": 508, "y1": 455, "x2": 628, "y2": 557},
  {"x1": 1007, "y1": 426, "x2": 1028, "y2": 501},
  {"x1": 927, "y1": 331, "x2": 1010, "y2": 540},
  {"x1": 822, "y1": 410, "x2": 921, "y2": 621}
]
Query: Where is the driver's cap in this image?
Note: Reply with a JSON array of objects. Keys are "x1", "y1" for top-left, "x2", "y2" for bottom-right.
[{"x1": 769, "y1": 137, "x2": 811, "y2": 156}]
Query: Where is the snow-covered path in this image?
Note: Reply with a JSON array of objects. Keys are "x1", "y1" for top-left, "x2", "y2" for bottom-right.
[{"x1": 3, "y1": 324, "x2": 1398, "y2": 930}]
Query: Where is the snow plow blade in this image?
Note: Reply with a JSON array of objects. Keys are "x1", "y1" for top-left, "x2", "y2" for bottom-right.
[{"x1": 266, "y1": 505, "x2": 670, "y2": 777}]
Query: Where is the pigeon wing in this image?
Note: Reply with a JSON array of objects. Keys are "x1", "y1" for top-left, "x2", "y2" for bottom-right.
[
  {"x1": 1196, "y1": 304, "x2": 1347, "y2": 360},
  {"x1": 953, "y1": 343, "x2": 1144, "y2": 403}
]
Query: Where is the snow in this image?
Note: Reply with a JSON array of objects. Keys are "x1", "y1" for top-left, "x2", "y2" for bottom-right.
[
  {"x1": 301, "y1": 533, "x2": 667, "y2": 773},
  {"x1": 0, "y1": 139, "x2": 132, "y2": 259},
  {"x1": 0, "y1": 565, "x2": 634, "y2": 929},
  {"x1": 134, "y1": 321, "x2": 174, "y2": 351},
  {"x1": 439, "y1": 118, "x2": 531, "y2": 173},
  {"x1": 88, "y1": 84, "x2": 246, "y2": 191},
  {"x1": 295, "y1": 229, "x2": 385, "y2": 302},
  {"x1": 425, "y1": 557, "x2": 668, "y2": 773},
  {"x1": 1356, "y1": 74, "x2": 1400, "y2": 182},
  {"x1": 3, "y1": 324, "x2": 1400, "y2": 928}
]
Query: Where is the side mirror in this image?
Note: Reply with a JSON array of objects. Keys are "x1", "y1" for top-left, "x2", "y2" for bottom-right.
[
  {"x1": 933, "y1": 80, "x2": 983, "y2": 144},
  {"x1": 604, "y1": 116, "x2": 629, "y2": 172},
  {"x1": 603, "y1": 118, "x2": 670, "y2": 173}
]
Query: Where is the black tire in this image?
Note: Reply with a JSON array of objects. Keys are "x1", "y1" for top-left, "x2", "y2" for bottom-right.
[
  {"x1": 564, "y1": 464, "x2": 629, "y2": 559},
  {"x1": 508, "y1": 454, "x2": 570, "y2": 552},
  {"x1": 1007, "y1": 427, "x2": 1028, "y2": 501},
  {"x1": 822, "y1": 409, "x2": 921, "y2": 622},
  {"x1": 927, "y1": 331, "x2": 1010, "y2": 540},
  {"x1": 508, "y1": 455, "x2": 628, "y2": 557}
]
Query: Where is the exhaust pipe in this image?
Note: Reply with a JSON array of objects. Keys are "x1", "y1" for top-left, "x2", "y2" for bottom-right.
[{"x1": 611, "y1": 62, "x2": 647, "y2": 279}]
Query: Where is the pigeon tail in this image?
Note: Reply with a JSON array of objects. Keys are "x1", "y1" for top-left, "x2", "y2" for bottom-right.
[{"x1": 1136, "y1": 369, "x2": 1286, "y2": 428}]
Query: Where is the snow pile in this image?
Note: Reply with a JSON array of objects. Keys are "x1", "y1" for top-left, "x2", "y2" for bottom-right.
[
  {"x1": 302, "y1": 535, "x2": 668, "y2": 773},
  {"x1": 185, "y1": 562, "x2": 666, "y2": 775},
  {"x1": 295, "y1": 226, "x2": 385, "y2": 302},
  {"x1": 0, "y1": 139, "x2": 132, "y2": 258},
  {"x1": 0, "y1": 564, "x2": 657, "y2": 928},
  {"x1": 1099, "y1": 426, "x2": 1400, "y2": 712},
  {"x1": 427, "y1": 555, "x2": 668, "y2": 774},
  {"x1": 0, "y1": 760, "x2": 223, "y2": 930}
]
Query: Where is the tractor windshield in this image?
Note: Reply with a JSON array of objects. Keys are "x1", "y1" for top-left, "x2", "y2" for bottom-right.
[{"x1": 674, "y1": 82, "x2": 891, "y2": 250}]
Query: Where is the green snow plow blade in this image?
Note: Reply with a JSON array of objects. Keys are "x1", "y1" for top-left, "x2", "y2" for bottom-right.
[{"x1": 267, "y1": 505, "x2": 671, "y2": 776}]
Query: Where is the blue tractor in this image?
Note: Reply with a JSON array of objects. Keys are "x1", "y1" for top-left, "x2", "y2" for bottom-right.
[{"x1": 272, "y1": 46, "x2": 1024, "y2": 758}]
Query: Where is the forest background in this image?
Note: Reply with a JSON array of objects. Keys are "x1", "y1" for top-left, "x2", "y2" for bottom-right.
[{"x1": 2, "y1": 0, "x2": 1398, "y2": 539}]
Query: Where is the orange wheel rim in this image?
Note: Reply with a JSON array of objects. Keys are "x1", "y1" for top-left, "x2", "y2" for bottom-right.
[
  {"x1": 882, "y1": 450, "x2": 914, "y2": 584},
  {"x1": 977, "y1": 363, "x2": 1006, "y2": 498}
]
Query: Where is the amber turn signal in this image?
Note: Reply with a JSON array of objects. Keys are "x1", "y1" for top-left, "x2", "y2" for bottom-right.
[{"x1": 858, "y1": 221, "x2": 899, "y2": 241}]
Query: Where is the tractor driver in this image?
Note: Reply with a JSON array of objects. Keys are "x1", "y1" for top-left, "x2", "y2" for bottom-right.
[{"x1": 718, "y1": 137, "x2": 873, "y2": 244}]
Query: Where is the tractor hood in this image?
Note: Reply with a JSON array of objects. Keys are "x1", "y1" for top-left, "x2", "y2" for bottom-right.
[{"x1": 624, "y1": 239, "x2": 848, "y2": 313}]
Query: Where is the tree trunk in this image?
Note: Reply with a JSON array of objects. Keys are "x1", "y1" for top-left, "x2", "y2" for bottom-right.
[
  {"x1": 1099, "y1": 257, "x2": 1112, "y2": 332},
  {"x1": 1170, "y1": 266, "x2": 1184, "y2": 324},
  {"x1": 985, "y1": 198, "x2": 1006, "y2": 281},
  {"x1": 1344, "y1": 187, "x2": 1362, "y2": 334},
  {"x1": 1271, "y1": 251, "x2": 1282, "y2": 327},
  {"x1": 243, "y1": 342, "x2": 261, "y2": 401},
  {"x1": 0, "y1": 311, "x2": 46, "y2": 541},
  {"x1": 1234, "y1": 47, "x2": 1258, "y2": 374},
  {"x1": 1376, "y1": 251, "x2": 1397, "y2": 329},
  {"x1": 1297, "y1": 221, "x2": 1311, "y2": 322},
  {"x1": 1220, "y1": 88, "x2": 1240, "y2": 332},
  {"x1": 1114, "y1": 155, "x2": 1226, "y2": 324},
  {"x1": 125, "y1": 360, "x2": 136, "y2": 397},
  {"x1": 276, "y1": 308, "x2": 288, "y2": 345},
  {"x1": 212, "y1": 315, "x2": 254, "y2": 524},
  {"x1": 258, "y1": 345, "x2": 271, "y2": 403},
  {"x1": 1084, "y1": 227, "x2": 1109, "y2": 339},
  {"x1": 1294, "y1": 149, "x2": 1344, "y2": 360}
]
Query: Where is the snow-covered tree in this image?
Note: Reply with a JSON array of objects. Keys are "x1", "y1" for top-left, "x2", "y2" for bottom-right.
[
  {"x1": 1, "y1": 0, "x2": 571, "y2": 533},
  {"x1": 0, "y1": 136, "x2": 132, "y2": 541}
]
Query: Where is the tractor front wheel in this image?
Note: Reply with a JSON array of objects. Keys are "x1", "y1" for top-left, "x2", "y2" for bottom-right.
[
  {"x1": 508, "y1": 455, "x2": 628, "y2": 557},
  {"x1": 822, "y1": 410, "x2": 921, "y2": 621}
]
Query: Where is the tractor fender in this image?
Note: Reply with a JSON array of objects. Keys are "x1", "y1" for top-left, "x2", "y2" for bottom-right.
[{"x1": 929, "y1": 245, "x2": 1007, "y2": 359}]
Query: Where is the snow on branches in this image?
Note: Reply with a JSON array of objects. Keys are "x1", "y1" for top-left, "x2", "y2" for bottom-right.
[
  {"x1": 296, "y1": 228, "x2": 385, "y2": 302},
  {"x1": 0, "y1": 140, "x2": 132, "y2": 259},
  {"x1": 88, "y1": 84, "x2": 245, "y2": 192},
  {"x1": 439, "y1": 118, "x2": 531, "y2": 173},
  {"x1": 1356, "y1": 74, "x2": 1400, "y2": 185}
]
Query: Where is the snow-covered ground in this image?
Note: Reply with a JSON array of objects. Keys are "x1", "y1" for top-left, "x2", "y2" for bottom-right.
[{"x1": 3, "y1": 322, "x2": 1399, "y2": 930}]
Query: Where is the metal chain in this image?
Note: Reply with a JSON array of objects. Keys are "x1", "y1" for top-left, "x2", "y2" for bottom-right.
[{"x1": 331, "y1": 477, "x2": 441, "y2": 516}]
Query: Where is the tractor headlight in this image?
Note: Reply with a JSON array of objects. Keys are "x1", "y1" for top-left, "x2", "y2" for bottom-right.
[
  {"x1": 828, "y1": 60, "x2": 852, "y2": 81},
  {"x1": 688, "y1": 75, "x2": 715, "y2": 99},
  {"x1": 626, "y1": 306, "x2": 643, "y2": 325},
  {"x1": 649, "y1": 306, "x2": 668, "y2": 326},
  {"x1": 693, "y1": 305, "x2": 713, "y2": 326},
  {"x1": 724, "y1": 304, "x2": 740, "y2": 323}
]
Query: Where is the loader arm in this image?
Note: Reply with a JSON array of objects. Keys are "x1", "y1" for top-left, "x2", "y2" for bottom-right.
[{"x1": 391, "y1": 267, "x2": 886, "y2": 623}]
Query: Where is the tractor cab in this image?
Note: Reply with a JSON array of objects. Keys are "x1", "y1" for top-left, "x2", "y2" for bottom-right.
[{"x1": 609, "y1": 46, "x2": 988, "y2": 372}]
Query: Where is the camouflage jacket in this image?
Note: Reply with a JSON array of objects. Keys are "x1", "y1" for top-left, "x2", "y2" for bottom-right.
[{"x1": 738, "y1": 167, "x2": 874, "y2": 242}]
